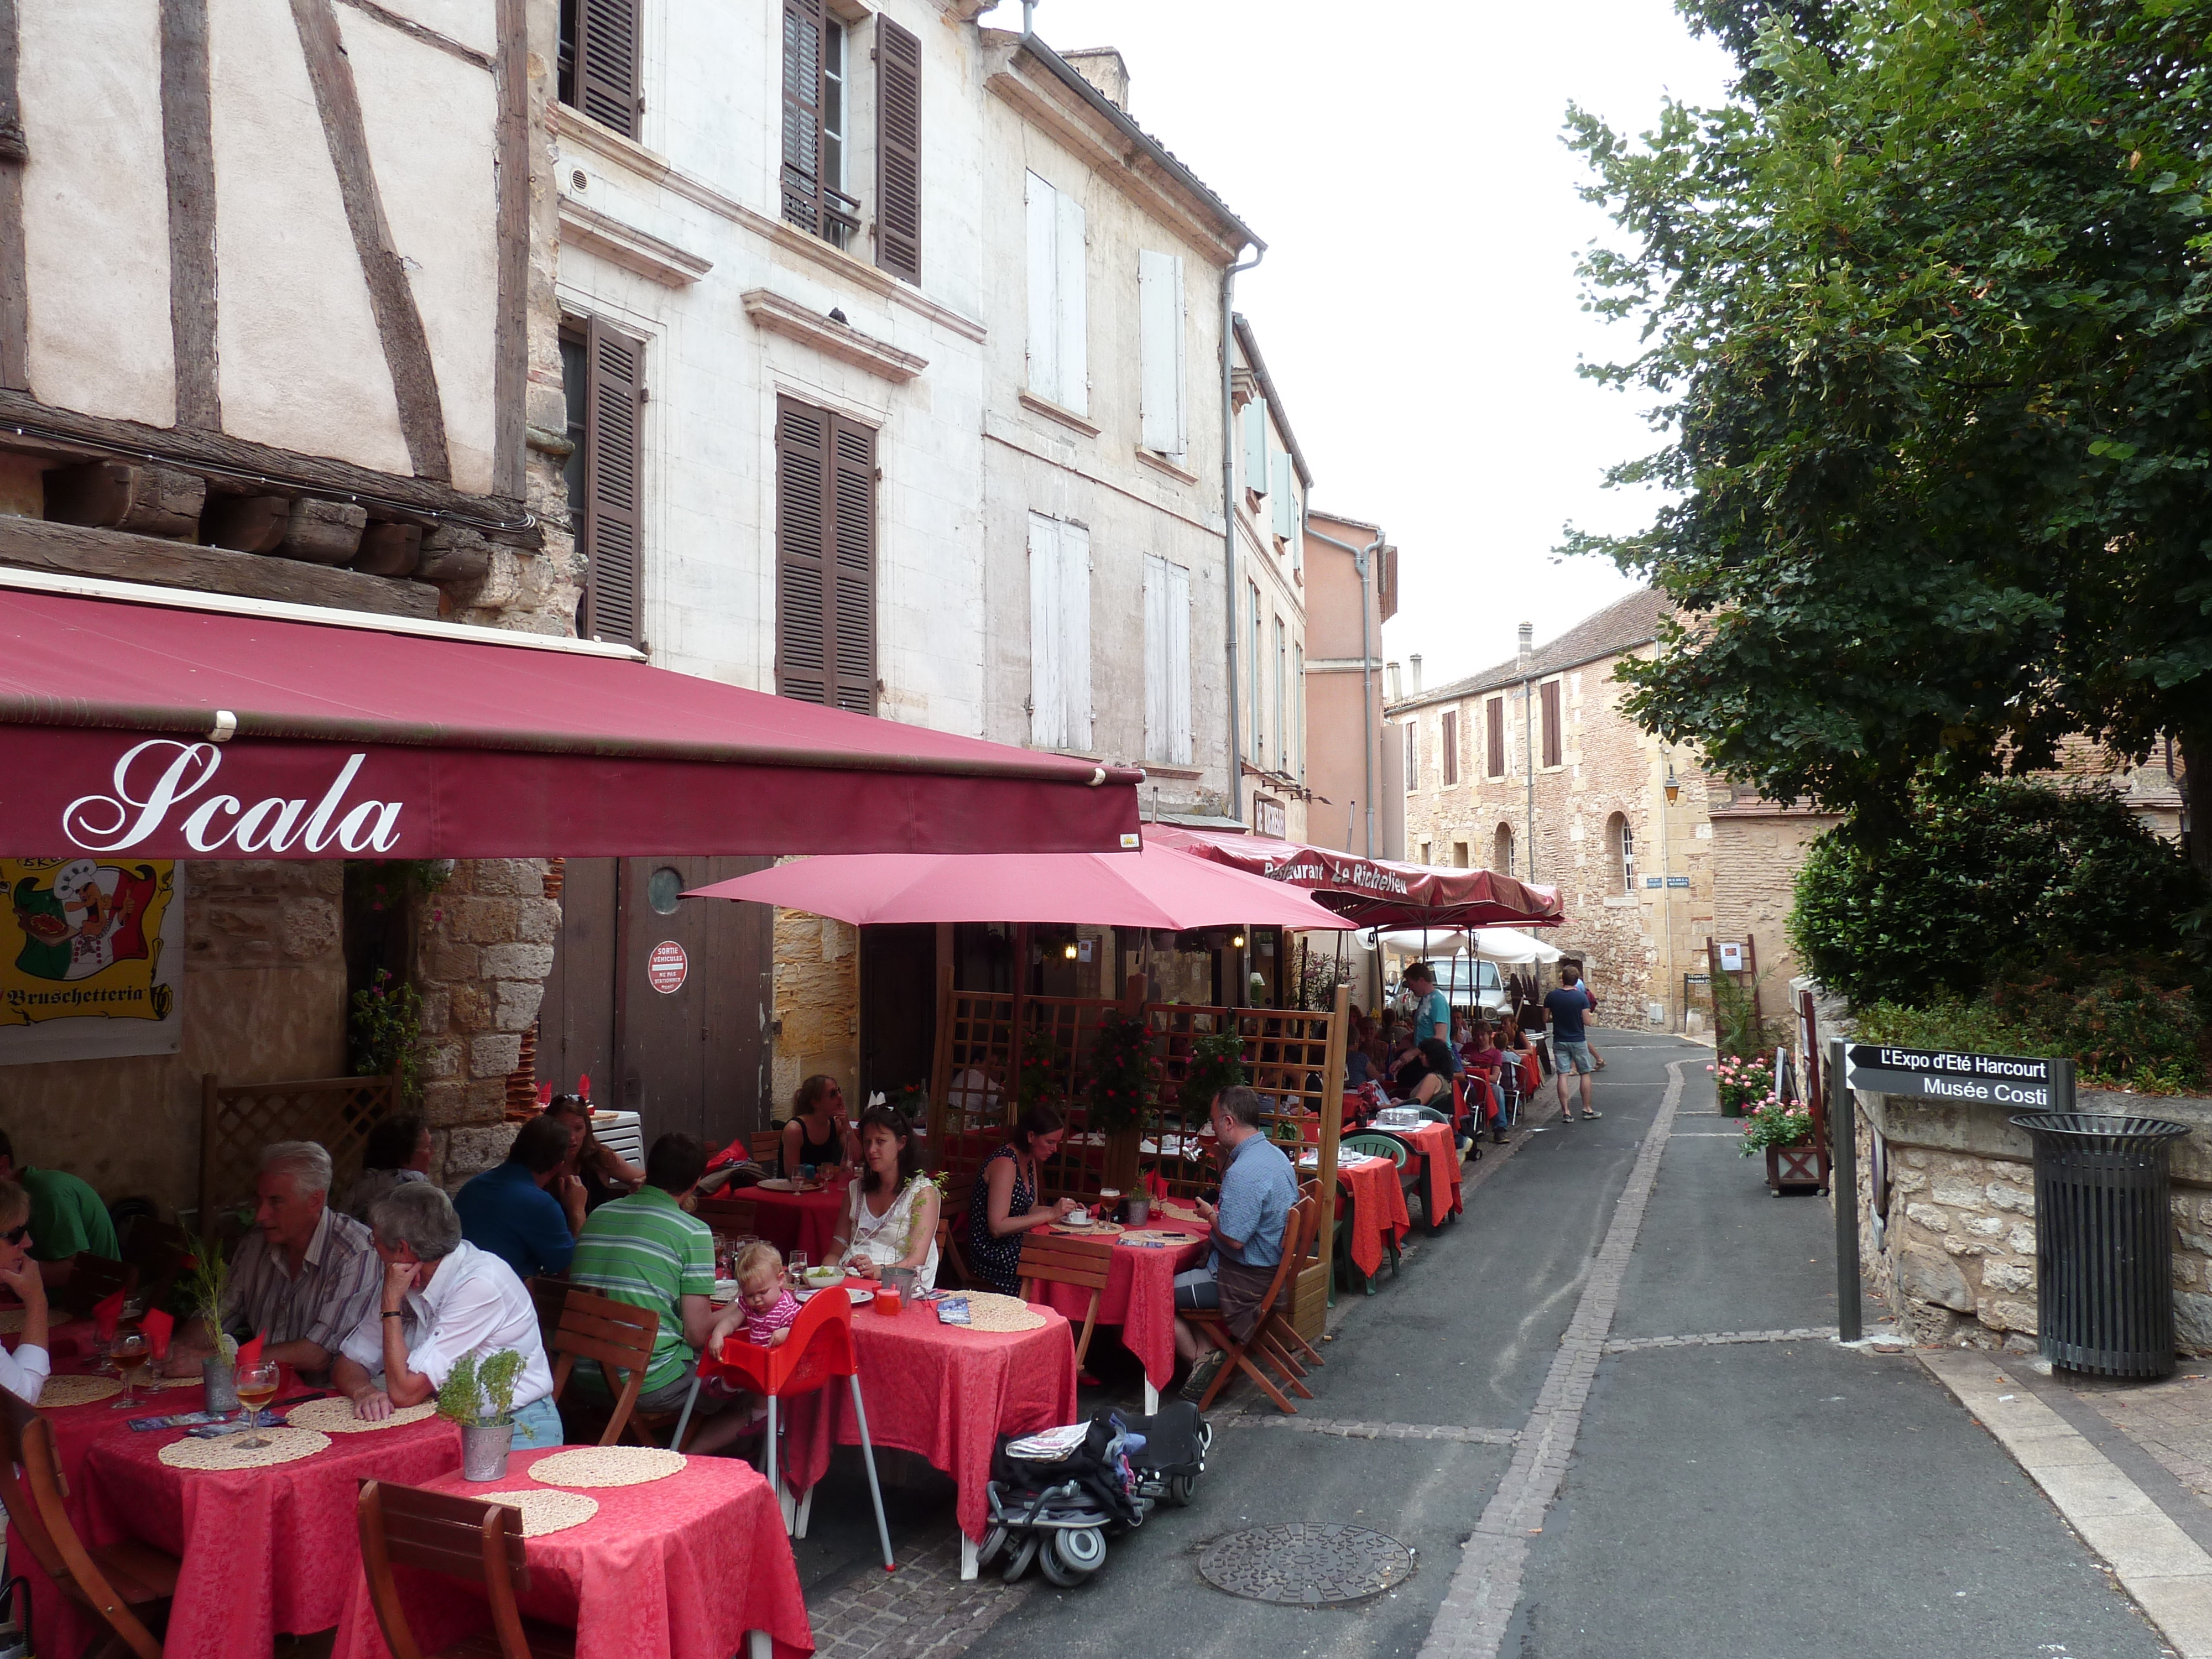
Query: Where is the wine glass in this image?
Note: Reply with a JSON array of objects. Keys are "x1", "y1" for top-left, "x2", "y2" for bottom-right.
[
  {"x1": 233, "y1": 1361, "x2": 281, "y2": 1447},
  {"x1": 787, "y1": 1249, "x2": 809, "y2": 1291},
  {"x1": 108, "y1": 1331, "x2": 149, "y2": 1410}
]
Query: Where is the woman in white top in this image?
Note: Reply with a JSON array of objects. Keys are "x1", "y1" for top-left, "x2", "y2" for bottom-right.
[
  {"x1": 832, "y1": 1106, "x2": 940, "y2": 1291},
  {"x1": 0, "y1": 1178, "x2": 51, "y2": 1406}
]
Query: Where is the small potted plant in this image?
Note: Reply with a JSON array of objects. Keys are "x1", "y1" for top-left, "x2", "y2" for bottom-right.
[
  {"x1": 1712, "y1": 1053, "x2": 1775, "y2": 1119},
  {"x1": 439, "y1": 1349, "x2": 526, "y2": 1481},
  {"x1": 182, "y1": 1245, "x2": 239, "y2": 1413},
  {"x1": 1738, "y1": 1094, "x2": 1822, "y2": 1194}
]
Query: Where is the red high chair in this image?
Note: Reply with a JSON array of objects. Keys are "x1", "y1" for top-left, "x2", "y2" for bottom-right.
[{"x1": 700, "y1": 1286, "x2": 896, "y2": 1572}]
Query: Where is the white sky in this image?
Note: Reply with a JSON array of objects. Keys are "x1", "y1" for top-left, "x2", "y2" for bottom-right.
[{"x1": 1020, "y1": 0, "x2": 1738, "y2": 690}]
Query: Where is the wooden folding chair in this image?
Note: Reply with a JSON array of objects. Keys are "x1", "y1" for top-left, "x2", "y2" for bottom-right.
[
  {"x1": 1015, "y1": 1232, "x2": 1115, "y2": 1370},
  {"x1": 934, "y1": 1217, "x2": 971, "y2": 1288},
  {"x1": 694, "y1": 1194, "x2": 760, "y2": 1236},
  {"x1": 751, "y1": 1129, "x2": 784, "y2": 1165},
  {"x1": 527, "y1": 1276, "x2": 570, "y2": 1353},
  {"x1": 0, "y1": 1392, "x2": 178, "y2": 1659},
  {"x1": 1186, "y1": 1191, "x2": 1318, "y2": 1416},
  {"x1": 357, "y1": 1480, "x2": 572, "y2": 1659},
  {"x1": 59, "y1": 1253, "x2": 139, "y2": 1319},
  {"x1": 545, "y1": 1285, "x2": 660, "y2": 1447}
]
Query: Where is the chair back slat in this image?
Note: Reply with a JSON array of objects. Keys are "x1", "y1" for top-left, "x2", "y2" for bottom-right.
[
  {"x1": 0, "y1": 1394, "x2": 66, "y2": 1583},
  {"x1": 358, "y1": 1481, "x2": 534, "y2": 1659},
  {"x1": 1015, "y1": 1233, "x2": 1114, "y2": 1290},
  {"x1": 528, "y1": 1276, "x2": 570, "y2": 1350},
  {"x1": 548, "y1": 1285, "x2": 658, "y2": 1446},
  {"x1": 751, "y1": 1130, "x2": 784, "y2": 1165},
  {"x1": 695, "y1": 1195, "x2": 759, "y2": 1235}
]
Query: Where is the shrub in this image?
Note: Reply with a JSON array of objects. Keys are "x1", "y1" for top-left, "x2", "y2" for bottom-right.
[{"x1": 1791, "y1": 783, "x2": 2203, "y2": 1008}]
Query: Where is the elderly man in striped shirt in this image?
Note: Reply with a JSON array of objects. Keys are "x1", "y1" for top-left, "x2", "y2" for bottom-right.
[{"x1": 162, "y1": 1141, "x2": 382, "y2": 1381}]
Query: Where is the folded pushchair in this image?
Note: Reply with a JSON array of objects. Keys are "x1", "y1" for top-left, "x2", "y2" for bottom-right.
[{"x1": 980, "y1": 1404, "x2": 1209, "y2": 1585}]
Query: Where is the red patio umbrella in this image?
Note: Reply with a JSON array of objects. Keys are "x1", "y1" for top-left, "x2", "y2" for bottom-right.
[
  {"x1": 681, "y1": 842, "x2": 1347, "y2": 931},
  {"x1": 1146, "y1": 824, "x2": 1564, "y2": 930}
]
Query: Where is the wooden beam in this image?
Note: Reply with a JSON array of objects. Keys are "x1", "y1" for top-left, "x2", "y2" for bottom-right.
[
  {"x1": 289, "y1": 0, "x2": 452, "y2": 481},
  {"x1": 160, "y1": 0, "x2": 220, "y2": 429},
  {"x1": 0, "y1": 514, "x2": 439, "y2": 617},
  {"x1": 492, "y1": 0, "x2": 528, "y2": 498},
  {"x1": 0, "y1": 0, "x2": 27, "y2": 392},
  {"x1": 333, "y1": 0, "x2": 492, "y2": 70},
  {"x1": 0, "y1": 390, "x2": 538, "y2": 538}
]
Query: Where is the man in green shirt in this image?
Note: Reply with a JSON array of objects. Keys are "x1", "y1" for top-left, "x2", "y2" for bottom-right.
[
  {"x1": 567, "y1": 1131, "x2": 747, "y2": 1453},
  {"x1": 0, "y1": 1130, "x2": 119, "y2": 1287}
]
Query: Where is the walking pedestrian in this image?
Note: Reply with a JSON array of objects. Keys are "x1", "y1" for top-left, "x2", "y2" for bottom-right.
[
  {"x1": 1545, "y1": 966, "x2": 1601, "y2": 1121},
  {"x1": 1402, "y1": 963, "x2": 1459, "y2": 1076}
]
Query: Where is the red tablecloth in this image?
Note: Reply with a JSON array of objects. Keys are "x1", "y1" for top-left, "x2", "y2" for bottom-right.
[
  {"x1": 330, "y1": 1447, "x2": 812, "y2": 1659},
  {"x1": 1023, "y1": 1226, "x2": 1208, "y2": 1388},
  {"x1": 749, "y1": 1178, "x2": 849, "y2": 1263},
  {"x1": 1318, "y1": 1155, "x2": 1412, "y2": 1278},
  {"x1": 1397, "y1": 1121, "x2": 1464, "y2": 1226},
  {"x1": 782, "y1": 1291, "x2": 1078, "y2": 1541},
  {"x1": 60, "y1": 1402, "x2": 462, "y2": 1659}
]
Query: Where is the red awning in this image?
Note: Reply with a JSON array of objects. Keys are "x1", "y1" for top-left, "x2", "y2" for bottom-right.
[
  {"x1": 1146, "y1": 824, "x2": 1564, "y2": 930},
  {"x1": 684, "y1": 842, "x2": 1348, "y2": 931},
  {"x1": 0, "y1": 582, "x2": 1141, "y2": 859}
]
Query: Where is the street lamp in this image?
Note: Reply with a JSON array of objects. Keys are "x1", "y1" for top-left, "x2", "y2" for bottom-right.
[{"x1": 1664, "y1": 765, "x2": 1681, "y2": 805}]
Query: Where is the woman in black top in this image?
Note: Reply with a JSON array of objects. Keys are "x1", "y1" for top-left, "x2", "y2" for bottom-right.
[
  {"x1": 547, "y1": 1095, "x2": 640, "y2": 1212},
  {"x1": 779, "y1": 1074, "x2": 859, "y2": 1177}
]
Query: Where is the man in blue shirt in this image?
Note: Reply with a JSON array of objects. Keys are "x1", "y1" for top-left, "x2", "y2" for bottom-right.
[
  {"x1": 1545, "y1": 967, "x2": 1601, "y2": 1122},
  {"x1": 1171, "y1": 1086, "x2": 1299, "y2": 1400},
  {"x1": 452, "y1": 1113, "x2": 585, "y2": 1281},
  {"x1": 1403, "y1": 963, "x2": 1459, "y2": 1075}
]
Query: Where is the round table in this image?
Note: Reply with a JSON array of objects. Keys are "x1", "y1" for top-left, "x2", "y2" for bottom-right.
[
  {"x1": 330, "y1": 1447, "x2": 812, "y2": 1659},
  {"x1": 748, "y1": 1177, "x2": 849, "y2": 1264}
]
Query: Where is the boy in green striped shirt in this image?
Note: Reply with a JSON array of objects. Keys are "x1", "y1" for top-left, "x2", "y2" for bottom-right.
[{"x1": 568, "y1": 1132, "x2": 750, "y2": 1453}]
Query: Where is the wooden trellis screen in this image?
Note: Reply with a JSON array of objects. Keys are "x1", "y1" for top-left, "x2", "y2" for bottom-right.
[
  {"x1": 927, "y1": 973, "x2": 1348, "y2": 1340},
  {"x1": 198, "y1": 1073, "x2": 395, "y2": 1227}
]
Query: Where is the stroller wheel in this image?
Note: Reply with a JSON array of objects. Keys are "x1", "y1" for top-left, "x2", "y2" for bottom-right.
[
  {"x1": 1055, "y1": 1526, "x2": 1107, "y2": 1574},
  {"x1": 1038, "y1": 1542, "x2": 1082, "y2": 1587},
  {"x1": 1003, "y1": 1536, "x2": 1040, "y2": 1583},
  {"x1": 977, "y1": 1524, "x2": 1008, "y2": 1568},
  {"x1": 1166, "y1": 1473, "x2": 1197, "y2": 1507}
]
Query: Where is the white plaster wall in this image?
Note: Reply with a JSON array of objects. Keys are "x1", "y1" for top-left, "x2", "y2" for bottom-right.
[
  {"x1": 209, "y1": 0, "x2": 411, "y2": 473},
  {"x1": 341, "y1": 6, "x2": 501, "y2": 494},
  {"x1": 19, "y1": 0, "x2": 175, "y2": 426},
  {"x1": 372, "y1": 0, "x2": 497, "y2": 59}
]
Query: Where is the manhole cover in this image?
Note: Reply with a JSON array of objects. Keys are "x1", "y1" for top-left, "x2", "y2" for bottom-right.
[{"x1": 1198, "y1": 1523, "x2": 1414, "y2": 1605}]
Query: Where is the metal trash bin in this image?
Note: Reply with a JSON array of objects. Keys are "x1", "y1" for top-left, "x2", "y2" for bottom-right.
[{"x1": 2011, "y1": 1112, "x2": 2192, "y2": 1378}]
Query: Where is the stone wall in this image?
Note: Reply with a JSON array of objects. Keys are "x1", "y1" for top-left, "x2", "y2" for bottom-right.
[
  {"x1": 771, "y1": 909, "x2": 859, "y2": 1119},
  {"x1": 1709, "y1": 806, "x2": 1840, "y2": 1014}
]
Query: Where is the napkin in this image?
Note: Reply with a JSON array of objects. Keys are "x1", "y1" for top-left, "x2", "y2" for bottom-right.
[
  {"x1": 92, "y1": 1289, "x2": 126, "y2": 1342},
  {"x1": 140, "y1": 1307, "x2": 174, "y2": 1359},
  {"x1": 536, "y1": 1081, "x2": 553, "y2": 1107},
  {"x1": 577, "y1": 1073, "x2": 591, "y2": 1100},
  {"x1": 236, "y1": 1330, "x2": 265, "y2": 1371}
]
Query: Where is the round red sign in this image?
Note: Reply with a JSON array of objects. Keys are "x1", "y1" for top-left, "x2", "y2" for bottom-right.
[{"x1": 646, "y1": 940, "x2": 688, "y2": 994}]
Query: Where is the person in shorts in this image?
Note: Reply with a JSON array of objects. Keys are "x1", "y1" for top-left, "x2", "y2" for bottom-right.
[{"x1": 1545, "y1": 967, "x2": 1601, "y2": 1121}]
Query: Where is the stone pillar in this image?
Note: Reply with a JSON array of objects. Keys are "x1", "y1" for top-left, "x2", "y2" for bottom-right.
[{"x1": 773, "y1": 909, "x2": 860, "y2": 1113}]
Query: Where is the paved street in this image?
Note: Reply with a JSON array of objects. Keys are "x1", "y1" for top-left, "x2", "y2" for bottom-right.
[{"x1": 797, "y1": 1033, "x2": 2174, "y2": 1658}]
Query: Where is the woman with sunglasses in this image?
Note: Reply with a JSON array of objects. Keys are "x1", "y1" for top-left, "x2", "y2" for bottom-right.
[
  {"x1": 0, "y1": 1180, "x2": 50, "y2": 1405},
  {"x1": 779, "y1": 1075, "x2": 859, "y2": 1179}
]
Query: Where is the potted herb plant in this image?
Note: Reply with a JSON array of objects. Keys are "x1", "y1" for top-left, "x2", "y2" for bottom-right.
[
  {"x1": 439, "y1": 1348, "x2": 527, "y2": 1481},
  {"x1": 182, "y1": 1245, "x2": 239, "y2": 1413},
  {"x1": 1738, "y1": 1095, "x2": 1823, "y2": 1194}
]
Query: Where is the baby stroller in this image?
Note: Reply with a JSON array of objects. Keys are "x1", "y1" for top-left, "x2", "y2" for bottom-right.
[{"x1": 979, "y1": 1402, "x2": 1210, "y2": 1586}]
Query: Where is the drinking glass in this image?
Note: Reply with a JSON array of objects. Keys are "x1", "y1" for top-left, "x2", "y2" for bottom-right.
[
  {"x1": 108, "y1": 1331, "x2": 149, "y2": 1410},
  {"x1": 234, "y1": 1361, "x2": 282, "y2": 1448},
  {"x1": 788, "y1": 1250, "x2": 809, "y2": 1291}
]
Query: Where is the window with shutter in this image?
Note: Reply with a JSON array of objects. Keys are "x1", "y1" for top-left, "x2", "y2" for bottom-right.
[
  {"x1": 1248, "y1": 582, "x2": 1263, "y2": 764},
  {"x1": 1293, "y1": 642, "x2": 1305, "y2": 780},
  {"x1": 1486, "y1": 696, "x2": 1505, "y2": 778},
  {"x1": 875, "y1": 18, "x2": 922, "y2": 282},
  {"x1": 1138, "y1": 252, "x2": 1186, "y2": 457},
  {"x1": 562, "y1": 0, "x2": 641, "y2": 139},
  {"x1": 775, "y1": 396, "x2": 877, "y2": 712},
  {"x1": 1024, "y1": 174, "x2": 1087, "y2": 413},
  {"x1": 579, "y1": 316, "x2": 645, "y2": 648},
  {"x1": 1441, "y1": 710, "x2": 1459, "y2": 786},
  {"x1": 1243, "y1": 399, "x2": 1267, "y2": 499},
  {"x1": 1273, "y1": 617, "x2": 1287, "y2": 771},
  {"x1": 1143, "y1": 555, "x2": 1191, "y2": 765},
  {"x1": 781, "y1": 0, "x2": 860, "y2": 245},
  {"x1": 1541, "y1": 679, "x2": 1563, "y2": 768},
  {"x1": 1403, "y1": 721, "x2": 1418, "y2": 791},
  {"x1": 1028, "y1": 514, "x2": 1092, "y2": 750},
  {"x1": 1271, "y1": 453, "x2": 1295, "y2": 540}
]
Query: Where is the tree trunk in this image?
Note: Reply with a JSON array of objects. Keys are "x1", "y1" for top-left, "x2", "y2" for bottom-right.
[{"x1": 2180, "y1": 727, "x2": 2212, "y2": 886}]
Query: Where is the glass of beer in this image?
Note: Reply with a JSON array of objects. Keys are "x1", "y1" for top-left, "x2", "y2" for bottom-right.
[
  {"x1": 108, "y1": 1330, "x2": 150, "y2": 1410},
  {"x1": 234, "y1": 1360, "x2": 281, "y2": 1447}
]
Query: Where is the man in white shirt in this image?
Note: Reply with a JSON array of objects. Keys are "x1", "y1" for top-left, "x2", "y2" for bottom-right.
[
  {"x1": 0, "y1": 1178, "x2": 51, "y2": 1405},
  {"x1": 332, "y1": 1182, "x2": 561, "y2": 1447}
]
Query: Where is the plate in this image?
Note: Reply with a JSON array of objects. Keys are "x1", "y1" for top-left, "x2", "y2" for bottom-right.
[
  {"x1": 848, "y1": 1286, "x2": 875, "y2": 1305},
  {"x1": 755, "y1": 1178, "x2": 797, "y2": 1192}
]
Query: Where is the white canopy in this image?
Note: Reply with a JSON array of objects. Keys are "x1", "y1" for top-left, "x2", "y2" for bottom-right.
[
  {"x1": 1373, "y1": 928, "x2": 1469, "y2": 957},
  {"x1": 1467, "y1": 927, "x2": 1562, "y2": 966}
]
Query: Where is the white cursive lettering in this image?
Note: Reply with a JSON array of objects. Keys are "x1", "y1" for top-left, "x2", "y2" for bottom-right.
[
  {"x1": 301, "y1": 755, "x2": 369, "y2": 853},
  {"x1": 62, "y1": 745, "x2": 404, "y2": 855},
  {"x1": 182, "y1": 795, "x2": 244, "y2": 851},
  {"x1": 64, "y1": 742, "x2": 223, "y2": 852}
]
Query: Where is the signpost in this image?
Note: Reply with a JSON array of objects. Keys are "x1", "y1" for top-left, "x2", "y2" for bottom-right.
[{"x1": 1829, "y1": 1040, "x2": 2076, "y2": 1343}]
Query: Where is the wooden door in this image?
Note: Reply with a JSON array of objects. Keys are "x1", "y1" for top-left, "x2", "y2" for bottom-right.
[
  {"x1": 538, "y1": 858, "x2": 617, "y2": 1100},
  {"x1": 859, "y1": 924, "x2": 937, "y2": 1104}
]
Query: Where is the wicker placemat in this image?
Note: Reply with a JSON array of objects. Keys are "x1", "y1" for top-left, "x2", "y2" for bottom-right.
[
  {"x1": 481, "y1": 1488, "x2": 600, "y2": 1537},
  {"x1": 159, "y1": 1427, "x2": 330, "y2": 1470},
  {"x1": 957, "y1": 1292, "x2": 1050, "y2": 1334},
  {"x1": 1051, "y1": 1220, "x2": 1125, "y2": 1238},
  {"x1": 283, "y1": 1396, "x2": 440, "y2": 1434},
  {"x1": 37, "y1": 1374, "x2": 121, "y2": 1407},
  {"x1": 0, "y1": 1309, "x2": 24, "y2": 1335},
  {"x1": 144, "y1": 1374, "x2": 204, "y2": 1391},
  {"x1": 528, "y1": 1446, "x2": 687, "y2": 1489},
  {"x1": 1131, "y1": 1230, "x2": 1203, "y2": 1246}
]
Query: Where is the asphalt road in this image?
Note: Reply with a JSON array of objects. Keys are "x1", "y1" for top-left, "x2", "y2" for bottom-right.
[{"x1": 800, "y1": 1034, "x2": 2172, "y2": 1658}]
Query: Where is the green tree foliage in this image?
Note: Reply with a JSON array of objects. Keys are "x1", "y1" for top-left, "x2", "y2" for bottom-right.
[
  {"x1": 1790, "y1": 782, "x2": 2203, "y2": 1003},
  {"x1": 1567, "y1": 0, "x2": 2212, "y2": 859}
]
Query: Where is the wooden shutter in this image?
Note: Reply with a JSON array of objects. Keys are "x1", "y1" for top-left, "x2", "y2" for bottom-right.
[
  {"x1": 1142, "y1": 554, "x2": 1192, "y2": 766},
  {"x1": 1441, "y1": 710, "x2": 1458, "y2": 786},
  {"x1": 1054, "y1": 192, "x2": 1087, "y2": 414},
  {"x1": 775, "y1": 397, "x2": 875, "y2": 711},
  {"x1": 1061, "y1": 521, "x2": 1091, "y2": 750},
  {"x1": 781, "y1": 0, "x2": 826, "y2": 233},
  {"x1": 1404, "y1": 721, "x2": 1417, "y2": 790},
  {"x1": 1272, "y1": 453, "x2": 1296, "y2": 539},
  {"x1": 1541, "y1": 680, "x2": 1562, "y2": 767},
  {"x1": 1486, "y1": 696, "x2": 1505, "y2": 778},
  {"x1": 1029, "y1": 513, "x2": 1064, "y2": 747},
  {"x1": 875, "y1": 17, "x2": 922, "y2": 283},
  {"x1": 1024, "y1": 174, "x2": 1058, "y2": 404},
  {"x1": 576, "y1": 0, "x2": 642, "y2": 138},
  {"x1": 581, "y1": 317, "x2": 644, "y2": 648},
  {"x1": 1243, "y1": 400, "x2": 1267, "y2": 497},
  {"x1": 1139, "y1": 251, "x2": 1185, "y2": 455}
]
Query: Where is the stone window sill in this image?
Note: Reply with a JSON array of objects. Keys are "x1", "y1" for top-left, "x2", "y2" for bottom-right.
[{"x1": 1020, "y1": 393, "x2": 1102, "y2": 438}]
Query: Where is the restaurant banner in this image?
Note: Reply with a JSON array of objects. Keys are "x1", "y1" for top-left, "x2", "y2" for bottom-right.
[{"x1": 0, "y1": 857, "x2": 184, "y2": 1063}]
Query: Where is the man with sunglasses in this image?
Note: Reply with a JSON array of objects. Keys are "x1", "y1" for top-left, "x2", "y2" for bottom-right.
[{"x1": 0, "y1": 1129, "x2": 118, "y2": 1288}]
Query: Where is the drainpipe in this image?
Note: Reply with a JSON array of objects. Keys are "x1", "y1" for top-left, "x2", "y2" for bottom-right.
[
  {"x1": 1305, "y1": 515, "x2": 1385, "y2": 857},
  {"x1": 1518, "y1": 622, "x2": 1535, "y2": 881},
  {"x1": 1220, "y1": 251, "x2": 1264, "y2": 820}
]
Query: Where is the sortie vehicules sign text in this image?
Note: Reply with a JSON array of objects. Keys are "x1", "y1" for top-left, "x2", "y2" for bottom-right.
[{"x1": 1843, "y1": 1044, "x2": 2072, "y2": 1110}]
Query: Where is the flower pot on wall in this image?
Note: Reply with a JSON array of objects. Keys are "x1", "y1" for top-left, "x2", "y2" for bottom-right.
[{"x1": 1766, "y1": 1143, "x2": 1824, "y2": 1196}]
